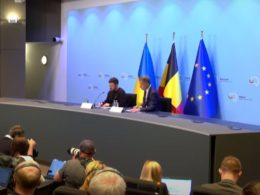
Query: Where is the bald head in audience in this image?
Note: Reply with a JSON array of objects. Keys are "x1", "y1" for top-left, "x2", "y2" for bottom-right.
[
  {"x1": 13, "y1": 161, "x2": 41, "y2": 195},
  {"x1": 88, "y1": 168, "x2": 126, "y2": 195}
]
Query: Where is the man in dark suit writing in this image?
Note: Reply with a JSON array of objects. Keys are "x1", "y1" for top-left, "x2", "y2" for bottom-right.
[{"x1": 131, "y1": 76, "x2": 160, "y2": 112}]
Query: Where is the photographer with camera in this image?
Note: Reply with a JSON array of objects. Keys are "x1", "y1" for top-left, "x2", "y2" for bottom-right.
[{"x1": 53, "y1": 139, "x2": 96, "y2": 188}]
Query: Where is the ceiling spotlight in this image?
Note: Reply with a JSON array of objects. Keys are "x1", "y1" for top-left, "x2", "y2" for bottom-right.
[
  {"x1": 14, "y1": 0, "x2": 25, "y2": 3},
  {"x1": 41, "y1": 56, "x2": 48, "y2": 65},
  {"x1": 7, "y1": 13, "x2": 19, "y2": 23}
]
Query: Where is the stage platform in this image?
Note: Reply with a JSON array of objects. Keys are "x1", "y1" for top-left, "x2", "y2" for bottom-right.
[{"x1": 0, "y1": 98, "x2": 259, "y2": 186}]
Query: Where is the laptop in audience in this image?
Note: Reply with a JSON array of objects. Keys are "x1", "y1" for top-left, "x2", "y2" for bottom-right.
[
  {"x1": 162, "y1": 177, "x2": 192, "y2": 195},
  {"x1": 46, "y1": 159, "x2": 66, "y2": 179},
  {"x1": 0, "y1": 166, "x2": 13, "y2": 188}
]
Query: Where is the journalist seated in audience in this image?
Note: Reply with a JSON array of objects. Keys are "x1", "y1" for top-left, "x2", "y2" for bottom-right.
[
  {"x1": 88, "y1": 167, "x2": 126, "y2": 195},
  {"x1": 80, "y1": 160, "x2": 106, "y2": 191},
  {"x1": 10, "y1": 161, "x2": 41, "y2": 195},
  {"x1": 11, "y1": 137, "x2": 45, "y2": 183},
  {"x1": 242, "y1": 181, "x2": 260, "y2": 195},
  {"x1": 192, "y1": 156, "x2": 242, "y2": 195},
  {"x1": 54, "y1": 139, "x2": 96, "y2": 188},
  {"x1": 140, "y1": 160, "x2": 169, "y2": 195},
  {"x1": 11, "y1": 137, "x2": 37, "y2": 161},
  {"x1": 0, "y1": 153, "x2": 23, "y2": 168},
  {"x1": 0, "y1": 125, "x2": 24, "y2": 156}
]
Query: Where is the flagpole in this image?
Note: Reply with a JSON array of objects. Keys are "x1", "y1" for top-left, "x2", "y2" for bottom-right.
[
  {"x1": 146, "y1": 33, "x2": 148, "y2": 43},
  {"x1": 201, "y1": 30, "x2": 204, "y2": 39},
  {"x1": 173, "y1": 32, "x2": 175, "y2": 43}
]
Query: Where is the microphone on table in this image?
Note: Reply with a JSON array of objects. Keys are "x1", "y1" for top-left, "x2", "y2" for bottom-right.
[
  {"x1": 93, "y1": 91, "x2": 105, "y2": 107},
  {"x1": 83, "y1": 97, "x2": 90, "y2": 103}
]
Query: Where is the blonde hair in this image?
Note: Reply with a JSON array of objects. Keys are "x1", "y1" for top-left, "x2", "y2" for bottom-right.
[
  {"x1": 80, "y1": 160, "x2": 105, "y2": 191},
  {"x1": 140, "y1": 160, "x2": 162, "y2": 184}
]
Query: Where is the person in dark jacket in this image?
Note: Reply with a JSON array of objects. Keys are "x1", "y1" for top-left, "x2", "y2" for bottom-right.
[
  {"x1": 131, "y1": 76, "x2": 160, "y2": 112},
  {"x1": 192, "y1": 156, "x2": 243, "y2": 195}
]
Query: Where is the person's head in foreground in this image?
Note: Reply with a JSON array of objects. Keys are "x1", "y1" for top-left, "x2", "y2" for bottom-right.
[
  {"x1": 88, "y1": 167, "x2": 126, "y2": 195},
  {"x1": 139, "y1": 76, "x2": 151, "y2": 91},
  {"x1": 140, "y1": 160, "x2": 162, "y2": 184},
  {"x1": 219, "y1": 155, "x2": 242, "y2": 183},
  {"x1": 78, "y1": 139, "x2": 96, "y2": 159},
  {"x1": 80, "y1": 160, "x2": 106, "y2": 191},
  {"x1": 242, "y1": 181, "x2": 260, "y2": 195},
  {"x1": 13, "y1": 161, "x2": 41, "y2": 195}
]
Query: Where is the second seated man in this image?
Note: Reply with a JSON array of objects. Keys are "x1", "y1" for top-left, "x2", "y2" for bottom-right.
[{"x1": 131, "y1": 76, "x2": 160, "y2": 112}]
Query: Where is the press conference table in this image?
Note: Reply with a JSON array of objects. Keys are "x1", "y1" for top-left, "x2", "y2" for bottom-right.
[{"x1": 0, "y1": 98, "x2": 259, "y2": 186}]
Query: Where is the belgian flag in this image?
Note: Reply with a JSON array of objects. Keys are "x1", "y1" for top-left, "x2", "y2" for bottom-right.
[{"x1": 159, "y1": 43, "x2": 183, "y2": 113}]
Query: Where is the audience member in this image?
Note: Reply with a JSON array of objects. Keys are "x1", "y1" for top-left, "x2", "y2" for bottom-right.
[
  {"x1": 140, "y1": 160, "x2": 169, "y2": 195},
  {"x1": 11, "y1": 137, "x2": 36, "y2": 161},
  {"x1": 10, "y1": 161, "x2": 41, "y2": 195},
  {"x1": 88, "y1": 167, "x2": 126, "y2": 195},
  {"x1": 54, "y1": 139, "x2": 96, "y2": 188},
  {"x1": 0, "y1": 125, "x2": 25, "y2": 155},
  {"x1": 11, "y1": 137, "x2": 44, "y2": 182},
  {"x1": 0, "y1": 153, "x2": 23, "y2": 168},
  {"x1": 242, "y1": 181, "x2": 260, "y2": 195},
  {"x1": 80, "y1": 160, "x2": 106, "y2": 191},
  {"x1": 0, "y1": 125, "x2": 37, "y2": 158},
  {"x1": 192, "y1": 156, "x2": 243, "y2": 195}
]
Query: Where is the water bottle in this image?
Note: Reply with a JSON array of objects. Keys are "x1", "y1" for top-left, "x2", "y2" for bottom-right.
[{"x1": 112, "y1": 100, "x2": 117, "y2": 107}]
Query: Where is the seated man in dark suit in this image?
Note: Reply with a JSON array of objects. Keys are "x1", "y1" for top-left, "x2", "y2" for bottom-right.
[
  {"x1": 192, "y1": 156, "x2": 243, "y2": 195},
  {"x1": 101, "y1": 77, "x2": 126, "y2": 107},
  {"x1": 0, "y1": 125, "x2": 25, "y2": 155},
  {"x1": 131, "y1": 76, "x2": 160, "y2": 112},
  {"x1": 0, "y1": 125, "x2": 37, "y2": 158}
]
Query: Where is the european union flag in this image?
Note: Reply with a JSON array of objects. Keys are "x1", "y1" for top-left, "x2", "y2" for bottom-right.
[{"x1": 184, "y1": 39, "x2": 219, "y2": 118}]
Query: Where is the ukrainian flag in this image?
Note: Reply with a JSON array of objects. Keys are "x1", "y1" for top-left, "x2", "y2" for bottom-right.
[
  {"x1": 184, "y1": 39, "x2": 219, "y2": 118},
  {"x1": 158, "y1": 42, "x2": 183, "y2": 113},
  {"x1": 134, "y1": 42, "x2": 156, "y2": 106}
]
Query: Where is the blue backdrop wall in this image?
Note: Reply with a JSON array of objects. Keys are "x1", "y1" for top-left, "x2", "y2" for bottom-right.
[{"x1": 67, "y1": 0, "x2": 260, "y2": 125}]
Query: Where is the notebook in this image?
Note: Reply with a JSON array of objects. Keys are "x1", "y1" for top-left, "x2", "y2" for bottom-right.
[
  {"x1": 46, "y1": 159, "x2": 66, "y2": 179},
  {"x1": 162, "y1": 178, "x2": 192, "y2": 195}
]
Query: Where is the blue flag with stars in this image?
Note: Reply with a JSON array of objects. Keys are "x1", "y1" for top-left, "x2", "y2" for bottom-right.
[{"x1": 184, "y1": 39, "x2": 219, "y2": 118}]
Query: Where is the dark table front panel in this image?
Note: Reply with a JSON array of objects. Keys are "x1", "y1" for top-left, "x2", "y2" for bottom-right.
[{"x1": 0, "y1": 103, "x2": 211, "y2": 186}]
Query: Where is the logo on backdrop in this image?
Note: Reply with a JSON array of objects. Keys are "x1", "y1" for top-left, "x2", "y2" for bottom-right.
[
  {"x1": 227, "y1": 92, "x2": 239, "y2": 102},
  {"x1": 181, "y1": 74, "x2": 191, "y2": 83},
  {"x1": 248, "y1": 76, "x2": 260, "y2": 87},
  {"x1": 228, "y1": 92, "x2": 252, "y2": 102},
  {"x1": 88, "y1": 85, "x2": 100, "y2": 91},
  {"x1": 121, "y1": 73, "x2": 136, "y2": 80},
  {"x1": 217, "y1": 76, "x2": 232, "y2": 83},
  {"x1": 77, "y1": 73, "x2": 90, "y2": 78},
  {"x1": 98, "y1": 72, "x2": 110, "y2": 79}
]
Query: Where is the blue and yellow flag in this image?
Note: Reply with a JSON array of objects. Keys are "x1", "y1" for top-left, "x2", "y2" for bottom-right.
[
  {"x1": 158, "y1": 42, "x2": 183, "y2": 113},
  {"x1": 184, "y1": 39, "x2": 219, "y2": 118},
  {"x1": 134, "y1": 43, "x2": 156, "y2": 106}
]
